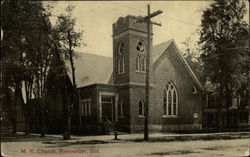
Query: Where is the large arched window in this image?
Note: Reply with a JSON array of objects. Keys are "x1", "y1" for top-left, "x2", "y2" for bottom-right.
[{"x1": 163, "y1": 81, "x2": 178, "y2": 116}]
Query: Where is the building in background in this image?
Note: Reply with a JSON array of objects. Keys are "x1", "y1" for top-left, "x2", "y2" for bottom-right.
[{"x1": 202, "y1": 81, "x2": 250, "y2": 131}]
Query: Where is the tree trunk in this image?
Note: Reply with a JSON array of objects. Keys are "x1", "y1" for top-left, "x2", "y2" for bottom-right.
[
  {"x1": 25, "y1": 117, "x2": 30, "y2": 135},
  {"x1": 12, "y1": 83, "x2": 21, "y2": 135},
  {"x1": 63, "y1": 33, "x2": 76, "y2": 139},
  {"x1": 226, "y1": 89, "x2": 232, "y2": 131},
  {"x1": 236, "y1": 109, "x2": 239, "y2": 131},
  {"x1": 64, "y1": 114, "x2": 71, "y2": 139},
  {"x1": 37, "y1": 75, "x2": 45, "y2": 138},
  {"x1": 12, "y1": 111, "x2": 17, "y2": 135},
  {"x1": 40, "y1": 100, "x2": 45, "y2": 137},
  {"x1": 63, "y1": 96, "x2": 72, "y2": 140},
  {"x1": 218, "y1": 84, "x2": 223, "y2": 132},
  {"x1": 12, "y1": 97, "x2": 17, "y2": 135}
]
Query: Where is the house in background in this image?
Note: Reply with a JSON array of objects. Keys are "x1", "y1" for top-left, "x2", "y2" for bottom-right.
[
  {"x1": 202, "y1": 82, "x2": 250, "y2": 131},
  {"x1": 46, "y1": 15, "x2": 204, "y2": 134}
]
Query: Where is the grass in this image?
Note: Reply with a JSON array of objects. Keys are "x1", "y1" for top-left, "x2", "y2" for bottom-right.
[
  {"x1": 131, "y1": 132, "x2": 250, "y2": 142},
  {"x1": 1, "y1": 134, "x2": 61, "y2": 142},
  {"x1": 150, "y1": 150, "x2": 200, "y2": 156},
  {"x1": 200, "y1": 146, "x2": 230, "y2": 151}
]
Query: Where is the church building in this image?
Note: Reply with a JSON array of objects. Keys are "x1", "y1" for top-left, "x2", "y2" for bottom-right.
[{"x1": 46, "y1": 15, "x2": 204, "y2": 134}]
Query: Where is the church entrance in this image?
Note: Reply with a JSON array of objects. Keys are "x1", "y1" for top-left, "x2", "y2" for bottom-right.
[{"x1": 101, "y1": 96, "x2": 114, "y2": 123}]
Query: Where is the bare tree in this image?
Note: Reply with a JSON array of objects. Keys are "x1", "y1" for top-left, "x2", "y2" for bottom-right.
[{"x1": 55, "y1": 5, "x2": 83, "y2": 140}]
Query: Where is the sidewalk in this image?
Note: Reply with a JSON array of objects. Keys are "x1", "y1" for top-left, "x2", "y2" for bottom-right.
[{"x1": 24, "y1": 131, "x2": 250, "y2": 143}]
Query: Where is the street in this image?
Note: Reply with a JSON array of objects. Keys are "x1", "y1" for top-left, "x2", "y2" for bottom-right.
[{"x1": 1, "y1": 133, "x2": 250, "y2": 157}]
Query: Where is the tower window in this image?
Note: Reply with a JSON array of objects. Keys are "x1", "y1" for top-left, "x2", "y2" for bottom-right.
[
  {"x1": 139, "y1": 100, "x2": 144, "y2": 117},
  {"x1": 136, "y1": 41, "x2": 146, "y2": 53},
  {"x1": 117, "y1": 57, "x2": 125, "y2": 74},
  {"x1": 141, "y1": 57, "x2": 146, "y2": 71},
  {"x1": 118, "y1": 42, "x2": 125, "y2": 55},
  {"x1": 136, "y1": 56, "x2": 140, "y2": 71},
  {"x1": 136, "y1": 56, "x2": 146, "y2": 72},
  {"x1": 163, "y1": 81, "x2": 178, "y2": 117}
]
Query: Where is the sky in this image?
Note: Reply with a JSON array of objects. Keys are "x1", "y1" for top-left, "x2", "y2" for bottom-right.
[{"x1": 50, "y1": 1, "x2": 249, "y2": 57}]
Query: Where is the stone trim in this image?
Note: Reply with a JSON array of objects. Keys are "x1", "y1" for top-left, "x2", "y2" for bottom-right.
[{"x1": 113, "y1": 29, "x2": 147, "y2": 39}]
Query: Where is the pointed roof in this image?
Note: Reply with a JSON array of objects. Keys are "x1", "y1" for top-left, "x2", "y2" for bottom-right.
[
  {"x1": 64, "y1": 52, "x2": 113, "y2": 88},
  {"x1": 152, "y1": 39, "x2": 204, "y2": 91},
  {"x1": 152, "y1": 39, "x2": 173, "y2": 63}
]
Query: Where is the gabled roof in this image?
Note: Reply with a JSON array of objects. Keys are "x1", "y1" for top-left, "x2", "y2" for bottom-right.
[
  {"x1": 64, "y1": 52, "x2": 113, "y2": 88},
  {"x1": 152, "y1": 39, "x2": 204, "y2": 91},
  {"x1": 64, "y1": 39, "x2": 203, "y2": 91},
  {"x1": 152, "y1": 39, "x2": 173, "y2": 63}
]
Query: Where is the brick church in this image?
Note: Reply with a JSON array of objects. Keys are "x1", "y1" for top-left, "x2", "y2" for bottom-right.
[{"x1": 46, "y1": 15, "x2": 204, "y2": 134}]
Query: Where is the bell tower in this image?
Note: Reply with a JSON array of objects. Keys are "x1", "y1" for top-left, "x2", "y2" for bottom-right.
[
  {"x1": 112, "y1": 15, "x2": 153, "y2": 132},
  {"x1": 112, "y1": 15, "x2": 149, "y2": 85}
]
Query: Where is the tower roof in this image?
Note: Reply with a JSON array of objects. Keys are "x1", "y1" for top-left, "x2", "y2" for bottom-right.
[{"x1": 113, "y1": 15, "x2": 147, "y2": 36}]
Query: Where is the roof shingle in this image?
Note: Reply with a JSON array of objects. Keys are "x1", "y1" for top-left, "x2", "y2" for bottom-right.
[{"x1": 64, "y1": 52, "x2": 113, "y2": 88}]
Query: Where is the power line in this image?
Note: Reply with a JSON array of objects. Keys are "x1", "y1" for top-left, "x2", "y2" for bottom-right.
[
  {"x1": 109, "y1": 1, "x2": 200, "y2": 27},
  {"x1": 167, "y1": 17, "x2": 200, "y2": 27},
  {"x1": 109, "y1": 1, "x2": 145, "y2": 13}
]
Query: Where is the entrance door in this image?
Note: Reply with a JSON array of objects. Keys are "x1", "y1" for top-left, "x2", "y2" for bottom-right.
[
  {"x1": 101, "y1": 96, "x2": 113, "y2": 122},
  {"x1": 102, "y1": 103, "x2": 112, "y2": 122}
]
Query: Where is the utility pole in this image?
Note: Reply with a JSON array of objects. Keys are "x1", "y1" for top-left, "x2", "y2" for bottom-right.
[{"x1": 137, "y1": 4, "x2": 162, "y2": 141}]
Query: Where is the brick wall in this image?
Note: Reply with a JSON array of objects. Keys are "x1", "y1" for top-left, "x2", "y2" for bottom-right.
[
  {"x1": 78, "y1": 85, "x2": 98, "y2": 134},
  {"x1": 117, "y1": 86, "x2": 130, "y2": 132},
  {"x1": 150, "y1": 43, "x2": 202, "y2": 130}
]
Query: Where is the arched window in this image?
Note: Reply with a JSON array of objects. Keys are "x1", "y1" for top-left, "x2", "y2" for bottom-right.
[
  {"x1": 136, "y1": 56, "x2": 140, "y2": 71},
  {"x1": 173, "y1": 90, "x2": 177, "y2": 115},
  {"x1": 136, "y1": 56, "x2": 146, "y2": 72},
  {"x1": 139, "y1": 100, "x2": 144, "y2": 117},
  {"x1": 168, "y1": 89, "x2": 172, "y2": 115},
  {"x1": 135, "y1": 40, "x2": 147, "y2": 73},
  {"x1": 141, "y1": 57, "x2": 146, "y2": 71},
  {"x1": 118, "y1": 57, "x2": 125, "y2": 74},
  {"x1": 121, "y1": 57, "x2": 125, "y2": 73},
  {"x1": 163, "y1": 90, "x2": 167, "y2": 116},
  {"x1": 163, "y1": 81, "x2": 178, "y2": 116}
]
